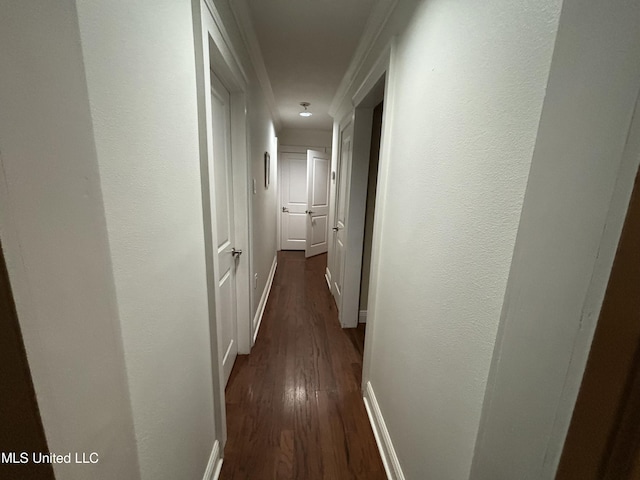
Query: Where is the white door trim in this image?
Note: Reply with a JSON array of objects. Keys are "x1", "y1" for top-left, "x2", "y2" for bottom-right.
[
  {"x1": 196, "y1": 0, "x2": 253, "y2": 450},
  {"x1": 327, "y1": 37, "x2": 396, "y2": 382},
  {"x1": 358, "y1": 39, "x2": 397, "y2": 386},
  {"x1": 337, "y1": 41, "x2": 396, "y2": 330},
  {"x1": 339, "y1": 109, "x2": 374, "y2": 328},
  {"x1": 201, "y1": 0, "x2": 252, "y2": 353}
]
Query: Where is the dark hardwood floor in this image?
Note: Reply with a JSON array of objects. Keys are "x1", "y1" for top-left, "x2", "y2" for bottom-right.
[{"x1": 220, "y1": 251, "x2": 386, "y2": 480}]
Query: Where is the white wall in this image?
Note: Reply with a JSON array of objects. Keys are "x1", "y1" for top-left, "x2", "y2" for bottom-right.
[
  {"x1": 348, "y1": 0, "x2": 563, "y2": 478},
  {"x1": 278, "y1": 128, "x2": 332, "y2": 149},
  {"x1": 2, "y1": 0, "x2": 279, "y2": 478},
  {"x1": 0, "y1": 2, "x2": 139, "y2": 479},
  {"x1": 471, "y1": 1, "x2": 640, "y2": 478},
  {"x1": 75, "y1": 1, "x2": 215, "y2": 478},
  {"x1": 248, "y1": 85, "x2": 278, "y2": 315}
]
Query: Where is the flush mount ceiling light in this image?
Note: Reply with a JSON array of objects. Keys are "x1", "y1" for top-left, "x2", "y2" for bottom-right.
[{"x1": 299, "y1": 102, "x2": 312, "y2": 117}]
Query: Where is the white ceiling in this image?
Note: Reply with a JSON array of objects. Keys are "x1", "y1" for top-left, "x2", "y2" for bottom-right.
[{"x1": 243, "y1": 0, "x2": 378, "y2": 131}]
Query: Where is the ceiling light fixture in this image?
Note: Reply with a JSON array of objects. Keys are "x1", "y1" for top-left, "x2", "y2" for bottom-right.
[{"x1": 299, "y1": 102, "x2": 312, "y2": 117}]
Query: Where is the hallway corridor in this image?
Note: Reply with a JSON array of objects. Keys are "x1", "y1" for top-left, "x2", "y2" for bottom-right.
[{"x1": 220, "y1": 251, "x2": 386, "y2": 479}]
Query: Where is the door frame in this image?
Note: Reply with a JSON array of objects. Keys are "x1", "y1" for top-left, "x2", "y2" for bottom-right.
[
  {"x1": 277, "y1": 144, "x2": 331, "y2": 251},
  {"x1": 195, "y1": 0, "x2": 253, "y2": 449},
  {"x1": 329, "y1": 40, "x2": 395, "y2": 331},
  {"x1": 557, "y1": 165, "x2": 640, "y2": 478}
]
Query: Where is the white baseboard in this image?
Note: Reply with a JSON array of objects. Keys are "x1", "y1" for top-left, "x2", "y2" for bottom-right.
[
  {"x1": 252, "y1": 254, "x2": 277, "y2": 344},
  {"x1": 363, "y1": 381, "x2": 405, "y2": 480},
  {"x1": 325, "y1": 268, "x2": 332, "y2": 291},
  {"x1": 359, "y1": 310, "x2": 367, "y2": 323},
  {"x1": 202, "y1": 440, "x2": 223, "y2": 480}
]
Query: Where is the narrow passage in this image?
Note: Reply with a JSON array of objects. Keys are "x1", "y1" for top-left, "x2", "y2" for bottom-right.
[{"x1": 220, "y1": 251, "x2": 386, "y2": 479}]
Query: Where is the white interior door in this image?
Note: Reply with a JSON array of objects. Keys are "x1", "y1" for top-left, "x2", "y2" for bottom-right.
[
  {"x1": 305, "y1": 150, "x2": 331, "y2": 258},
  {"x1": 280, "y1": 152, "x2": 307, "y2": 250},
  {"x1": 210, "y1": 72, "x2": 238, "y2": 386},
  {"x1": 331, "y1": 125, "x2": 352, "y2": 308}
]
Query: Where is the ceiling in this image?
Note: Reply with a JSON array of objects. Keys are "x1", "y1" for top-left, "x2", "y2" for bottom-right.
[{"x1": 242, "y1": 0, "x2": 379, "y2": 131}]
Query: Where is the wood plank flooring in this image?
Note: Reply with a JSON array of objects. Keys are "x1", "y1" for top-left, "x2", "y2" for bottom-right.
[{"x1": 220, "y1": 251, "x2": 386, "y2": 480}]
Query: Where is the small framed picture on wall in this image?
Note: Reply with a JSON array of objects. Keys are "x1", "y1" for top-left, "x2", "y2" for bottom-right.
[{"x1": 264, "y1": 152, "x2": 270, "y2": 188}]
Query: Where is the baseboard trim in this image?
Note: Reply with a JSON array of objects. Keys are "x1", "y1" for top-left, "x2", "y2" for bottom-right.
[
  {"x1": 252, "y1": 255, "x2": 277, "y2": 345},
  {"x1": 222, "y1": 339, "x2": 234, "y2": 366},
  {"x1": 325, "y1": 268, "x2": 332, "y2": 291},
  {"x1": 359, "y1": 310, "x2": 367, "y2": 323},
  {"x1": 202, "y1": 440, "x2": 223, "y2": 480},
  {"x1": 363, "y1": 381, "x2": 405, "y2": 480}
]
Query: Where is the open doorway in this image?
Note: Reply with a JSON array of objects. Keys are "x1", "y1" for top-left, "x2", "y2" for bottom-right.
[
  {"x1": 358, "y1": 101, "x2": 383, "y2": 325},
  {"x1": 557, "y1": 166, "x2": 640, "y2": 479},
  {"x1": 278, "y1": 147, "x2": 332, "y2": 257},
  {"x1": 327, "y1": 72, "x2": 387, "y2": 330}
]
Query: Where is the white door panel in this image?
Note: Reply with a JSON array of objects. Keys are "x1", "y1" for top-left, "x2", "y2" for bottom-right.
[
  {"x1": 312, "y1": 158, "x2": 330, "y2": 206},
  {"x1": 331, "y1": 125, "x2": 352, "y2": 309},
  {"x1": 311, "y1": 215, "x2": 328, "y2": 246},
  {"x1": 288, "y1": 158, "x2": 307, "y2": 202},
  {"x1": 306, "y1": 150, "x2": 331, "y2": 257},
  {"x1": 285, "y1": 213, "x2": 306, "y2": 240},
  {"x1": 210, "y1": 72, "x2": 237, "y2": 386},
  {"x1": 281, "y1": 153, "x2": 307, "y2": 250}
]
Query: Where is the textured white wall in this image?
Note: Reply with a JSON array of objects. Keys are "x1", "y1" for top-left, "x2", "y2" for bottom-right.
[
  {"x1": 248, "y1": 84, "x2": 278, "y2": 314},
  {"x1": 471, "y1": 1, "x2": 640, "y2": 477},
  {"x1": 75, "y1": 1, "x2": 215, "y2": 478},
  {"x1": 359, "y1": 0, "x2": 562, "y2": 478},
  {"x1": 0, "y1": 1, "x2": 139, "y2": 479}
]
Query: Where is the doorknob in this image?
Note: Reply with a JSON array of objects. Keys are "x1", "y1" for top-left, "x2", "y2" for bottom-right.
[
  {"x1": 231, "y1": 248, "x2": 242, "y2": 258},
  {"x1": 332, "y1": 227, "x2": 339, "y2": 232},
  {"x1": 282, "y1": 206, "x2": 289, "y2": 212},
  {"x1": 305, "y1": 210, "x2": 315, "y2": 215}
]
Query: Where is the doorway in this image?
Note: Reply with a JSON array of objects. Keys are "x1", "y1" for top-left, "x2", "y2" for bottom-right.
[
  {"x1": 557, "y1": 166, "x2": 640, "y2": 479},
  {"x1": 358, "y1": 102, "x2": 383, "y2": 324},
  {"x1": 0, "y1": 240, "x2": 54, "y2": 480},
  {"x1": 209, "y1": 70, "x2": 239, "y2": 386},
  {"x1": 328, "y1": 74, "x2": 387, "y2": 329},
  {"x1": 197, "y1": 0, "x2": 253, "y2": 454},
  {"x1": 278, "y1": 149, "x2": 332, "y2": 257}
]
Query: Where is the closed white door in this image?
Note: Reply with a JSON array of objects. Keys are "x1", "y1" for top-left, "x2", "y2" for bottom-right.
[
  {"x1": 210, "y1": 72, "x2": 238, "y2": 386},
  {"x1": 280, "y1": 152, "x2": 307, "y2": 250},
  {"x1": 331, "y1": 125, "x2": 352, "y2": 308},
  {"x1": 305, "y1": 150, "x2": 331, "y2": 258}
]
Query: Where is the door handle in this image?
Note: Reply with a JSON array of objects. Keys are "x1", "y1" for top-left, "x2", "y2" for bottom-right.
[
  {"x1": 332, "y1": 227, "x2": 339, "y2": 232},
  {"x1": 282, "y1": 206, "x2": 289, "y2": 212},
  {"x1": 305, "y1": 210, "x2": 315, "y2": 215},
  {"x1": 231, "y1": 248, "x2": 242, "y2": 258}
]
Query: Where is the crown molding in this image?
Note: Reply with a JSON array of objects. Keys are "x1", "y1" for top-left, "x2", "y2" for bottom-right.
[
  {"x1": 230, "y1": 0, "x2": 283, "y2": 132},
  {"x1": 328, "y1": 0, "x2": 399, "y2": 117}
]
